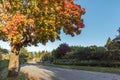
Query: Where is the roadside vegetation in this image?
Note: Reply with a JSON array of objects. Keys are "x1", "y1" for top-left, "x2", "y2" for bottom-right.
[{"x1": 38, "y1": 35, "x2": 120, "y2": 73}]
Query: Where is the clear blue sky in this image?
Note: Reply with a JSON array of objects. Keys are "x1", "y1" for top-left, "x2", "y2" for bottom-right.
[{"x1": 0, "y1": 0, "x2": 120, "y2": 52}]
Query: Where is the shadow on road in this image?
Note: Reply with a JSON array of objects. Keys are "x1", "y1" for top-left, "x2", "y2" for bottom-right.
[{"x1": 20, "y1": 62, "x2": 59, "y2": 80}]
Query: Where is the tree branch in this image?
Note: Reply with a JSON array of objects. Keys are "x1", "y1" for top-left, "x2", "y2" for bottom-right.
[{"x1": 2, "y1": 0, "x2": 5, "y2": 9}]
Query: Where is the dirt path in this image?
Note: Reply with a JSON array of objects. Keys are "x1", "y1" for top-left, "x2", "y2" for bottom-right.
[{"x1": 20, "y1": 63, "x2": 120, "y2": 80}]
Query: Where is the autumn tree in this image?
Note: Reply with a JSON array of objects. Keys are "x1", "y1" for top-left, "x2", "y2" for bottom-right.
[{"x1": 0, "y1": 0, "x2": 85, "y2": 77}]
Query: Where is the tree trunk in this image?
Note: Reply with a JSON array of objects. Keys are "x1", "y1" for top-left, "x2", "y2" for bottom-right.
[
  {"x1": 7, "y1": 44, "x2": 20, "y2": 77},
  {"x1": 7, "y1": 53, "x2": 19, "y2": 77}
]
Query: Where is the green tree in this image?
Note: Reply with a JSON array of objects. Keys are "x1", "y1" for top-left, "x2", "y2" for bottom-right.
[
  {"x1": 41, "y1": 51, "x2": 52, "y2": 62},
  {"x1": 0, "y1": 0, "x2": 85, "y2": 77},
  {"x1": 105, "y1": 37, "x2": 112, "y2": 50},
  {"x1": 90, "y1": 46, "x2": 106, "y2": 61},
  {"x1": 20, "y1": 48, "x2": 29, "y2": 57},
  {"x1": 72, "y1": 46, "x2": 86, "y2": 60},
  {"x1": 28, "y1": 52, "x2": 34, "y2": 60},
  {"x1": 0, "y1": 47, "x2": 8, "y2": 54},
  {"x1": 105, "y1": 41, "x2": 120, "y2": 61},
  {"x1": 19, "y1": 48, "x2": 29, "y2": 64},
  {"x1": 107, "y1": 41, "x2": 120, "y2": 50},
  {"x1": 51, "y1": 49, "x2": 57, "y2": 60}
]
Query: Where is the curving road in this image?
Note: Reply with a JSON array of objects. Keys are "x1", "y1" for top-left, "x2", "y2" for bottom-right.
[{"x1": 20, "y1": 63, "x2": 120, "y2": 80}]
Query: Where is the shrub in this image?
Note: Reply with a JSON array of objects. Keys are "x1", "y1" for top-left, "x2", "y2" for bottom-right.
[{"x1": 53, "y1": 59, "x2": 120, "y2": 67}]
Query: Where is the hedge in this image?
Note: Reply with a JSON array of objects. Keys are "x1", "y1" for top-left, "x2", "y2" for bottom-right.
[{"x1": 53, "y1": 59, "x2": 120, "y2": 67}]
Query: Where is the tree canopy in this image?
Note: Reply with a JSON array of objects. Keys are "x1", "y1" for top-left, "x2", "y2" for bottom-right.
[{"x1": 0, "y1": 0, "x2": 85, "y2": 48}]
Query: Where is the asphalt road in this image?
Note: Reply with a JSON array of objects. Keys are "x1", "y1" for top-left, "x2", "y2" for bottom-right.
[{"x1": 20, "y1": 64, "x2": 120, "y2": 80}]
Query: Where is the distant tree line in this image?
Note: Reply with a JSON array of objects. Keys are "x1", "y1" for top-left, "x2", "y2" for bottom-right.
[
  {"x1": 51, "y1": 40, "x2": 120, "y2": 60},
  {"x1": 0, "y1": 47, "x2": 8, "y2": 55}
]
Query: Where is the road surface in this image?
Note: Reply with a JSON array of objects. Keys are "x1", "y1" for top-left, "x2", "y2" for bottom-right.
[{"x1": 20, "y1": 63, "x2": 120, "y2": 80}]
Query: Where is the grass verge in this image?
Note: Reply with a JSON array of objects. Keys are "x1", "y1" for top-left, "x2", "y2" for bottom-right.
[
  {"x1": 41, "y1": 64, "x2": 120, "y2": 74},
  {"x1": 0, "y1": 60, "x2": 9, "y2": 69},
  {"x1": 0, "y1": 68, "x2": 29, "y2": 80}
]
